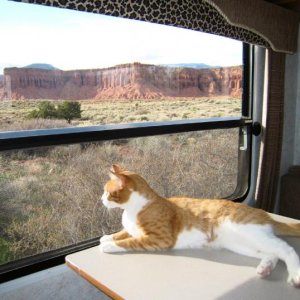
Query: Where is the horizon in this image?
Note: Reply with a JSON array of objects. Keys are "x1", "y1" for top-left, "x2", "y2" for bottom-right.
[
  {"x1": 0, "y1": 1, "x2": 243, "y2": 75},
  {"x1": 0, "y1": 61, "x2": 243, "y2": 74}
]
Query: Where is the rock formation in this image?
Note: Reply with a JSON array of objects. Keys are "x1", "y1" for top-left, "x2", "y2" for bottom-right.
[
  {"x1": 1, "y1": 63, "x2": 242, "y2": 100},
  {"x1": 0, "y1": 75, "x2": 4, "y2": 99}
]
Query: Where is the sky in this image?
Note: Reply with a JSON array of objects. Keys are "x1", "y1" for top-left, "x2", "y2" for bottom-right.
[{"x1": 0, "y1": 0, "x2": 243, "y2": 74}]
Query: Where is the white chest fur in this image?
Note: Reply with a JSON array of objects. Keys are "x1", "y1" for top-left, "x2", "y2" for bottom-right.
[
  {"x1": 122, "y1": 211, "x2": 142, "y2": 237},
  {"x1": 122, "y1": 191, "x2": 148, "y2": 238}
]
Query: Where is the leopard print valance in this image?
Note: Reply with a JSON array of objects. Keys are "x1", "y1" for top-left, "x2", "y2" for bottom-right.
[{"x1": 12, "y1": 0, "x2": 299, "y2": 52}]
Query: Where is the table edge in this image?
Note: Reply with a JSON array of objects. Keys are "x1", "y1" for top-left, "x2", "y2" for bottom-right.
[{"x1": 65, "y1": 257, "x2": 124, "y2": 300}]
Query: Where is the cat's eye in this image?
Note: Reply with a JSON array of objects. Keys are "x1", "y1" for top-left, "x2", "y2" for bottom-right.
[{"x1": 108, "y1": 192, "x2": 119, "y2": 200}]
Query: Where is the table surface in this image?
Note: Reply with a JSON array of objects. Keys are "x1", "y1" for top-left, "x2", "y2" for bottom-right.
[{"x1": 66, "y1": 214, "x2": 300, "y2": 300}]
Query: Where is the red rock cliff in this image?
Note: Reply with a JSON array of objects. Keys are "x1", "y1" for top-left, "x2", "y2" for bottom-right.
[
  {"x1": 1, "y1": 63, "x2": 242, "y2": 100},
  {"x1": 0, "y1": 75, "x2": 4, "y2": 99}
]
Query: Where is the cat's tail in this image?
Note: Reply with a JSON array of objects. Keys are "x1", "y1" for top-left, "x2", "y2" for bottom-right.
[{"x1": 272, "y1": 220, "x2": 300, "y2": 236}]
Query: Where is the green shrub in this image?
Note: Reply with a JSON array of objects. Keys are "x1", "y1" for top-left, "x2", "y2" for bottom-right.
[
  {"x1": 27, "y1": 101, "x2": 81, "y2": 124},
  {"x1": 57, "y1": 101, "x2": 82, "y2": 124},
  {"x1": 27, "y1": 101, "x2": 57, "y2": 119}
]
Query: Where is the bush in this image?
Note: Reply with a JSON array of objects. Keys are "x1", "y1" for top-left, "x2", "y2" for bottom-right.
[
  {"x1": 57, "y1": 101, "x2": 82, "y2": 124},
  {"x1": 27, "y1": 101, "x2": 81, "y2": 124},
  {"x1": 27, "y1": 101, "x2": 57, "y2": 119}
]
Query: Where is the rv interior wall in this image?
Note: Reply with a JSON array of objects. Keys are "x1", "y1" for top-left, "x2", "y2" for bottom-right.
[
  {"x1": 276, "y1": 24, "x2": 300, "y2": 211},
  {"x1": 281, "y1": 25, "x2": 300, "y2": 172}
]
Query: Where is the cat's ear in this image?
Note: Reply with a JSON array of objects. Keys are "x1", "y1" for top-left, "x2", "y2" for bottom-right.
[
  {"x1": 110, "y1": 165, "x2": 127, "y2": 188},
  {"x1": 110, "y1": 164, "x2": 125, "y2": 174},
  {"x1": 110, "y1": 172, "x2": 128, "y2": 188}
]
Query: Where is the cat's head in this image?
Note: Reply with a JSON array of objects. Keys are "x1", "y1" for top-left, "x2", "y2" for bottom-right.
[{"x1": 101, "y1": 164, "x2": 150, "y2": 209}]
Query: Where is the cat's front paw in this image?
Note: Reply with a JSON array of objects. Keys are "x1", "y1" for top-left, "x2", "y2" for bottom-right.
[
  {"x1": 100, "y1": 234, "x2": 113, "y2": 244},
  {"x1": 99, "y1": 241, "x2": 125, "y2": 253},
  {"x1": 288, "y1": 269, "x2": 300, "y2": 288}
]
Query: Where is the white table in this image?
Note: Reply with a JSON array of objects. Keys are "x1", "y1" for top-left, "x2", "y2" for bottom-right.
[{"x1": 66, "y1": 214, "x2": 300, "y2": 300}]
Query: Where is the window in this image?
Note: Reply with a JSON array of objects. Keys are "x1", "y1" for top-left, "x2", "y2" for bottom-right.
[
  {"x1": 0, "y1": 1, "x2": 252, "y2": 281},
  {"x1": 0, "y1": 1, "x2": 243, "y2": 131}
]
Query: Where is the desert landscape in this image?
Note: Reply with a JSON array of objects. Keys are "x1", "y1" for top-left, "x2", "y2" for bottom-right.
[
  {"x1": 0, "y1": 97, "x2": 241, "y2": 131},
  {"x1": 0, "y1": 62, "x2": 242, "y2": 130}
]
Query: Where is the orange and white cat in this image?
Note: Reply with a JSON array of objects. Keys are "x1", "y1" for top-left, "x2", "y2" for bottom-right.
[{"x1": 100, "y1": 165, "x2": 300, "y2": 287}]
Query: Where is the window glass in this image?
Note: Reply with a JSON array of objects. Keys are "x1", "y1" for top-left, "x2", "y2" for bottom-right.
[
  {"x1": 0, "y1": 1, "x2": 248, "y2": 269},
  {"x1": 0, "y1": 128, "x2": 238, "y2": 265},
  {"x1": 0, "y1": 1, "x2": 243, "y2": 131}
]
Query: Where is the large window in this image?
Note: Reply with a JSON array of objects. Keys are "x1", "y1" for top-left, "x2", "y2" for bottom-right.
[{"x1": 0, "y1": 1, "x2": 251, "y2": 280}]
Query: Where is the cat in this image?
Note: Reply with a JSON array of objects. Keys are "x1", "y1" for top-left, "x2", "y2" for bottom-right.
[{"x1": 99, "y1": 164, "x2": 300, "y2": 288}]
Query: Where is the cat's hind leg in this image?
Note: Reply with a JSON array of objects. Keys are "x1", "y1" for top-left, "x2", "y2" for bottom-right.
[
  {"x1": 217, "y1": 240, "x2": 278, "y2": 278},
  {"x1": 228, "y1": 223, "x2": 300, "y2": 287},
  {"x1": 247, "y1": 233, "x2": 300, "y2": 286},
  {"x1": 256, "y1": 255, "x2": 278, "y2": 278},
  {"x1": 215, "y1": 221, "x2": 280, "y2": 279},
  {"x1": 259, "y1": 239, "x2": 300, "y2": 287}
]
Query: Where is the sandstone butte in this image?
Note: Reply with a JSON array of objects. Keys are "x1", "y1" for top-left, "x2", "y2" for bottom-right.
[{"x1": 0, "y1": 62, "x2": 242, "y2": 101}]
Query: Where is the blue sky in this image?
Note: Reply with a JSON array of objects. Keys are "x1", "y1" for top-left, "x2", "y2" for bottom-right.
[{"x1": 0, "y1": 0, "x2": 243, "y2": 74}]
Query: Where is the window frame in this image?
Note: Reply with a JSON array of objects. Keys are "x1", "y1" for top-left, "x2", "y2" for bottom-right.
[{"x1": 0, "y1": 42, "x2": 254, "y2": 282}]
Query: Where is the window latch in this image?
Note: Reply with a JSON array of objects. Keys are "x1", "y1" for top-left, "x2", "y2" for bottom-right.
[{"x1": 252, "y1": 122, "x2": 262, "y2": 136}]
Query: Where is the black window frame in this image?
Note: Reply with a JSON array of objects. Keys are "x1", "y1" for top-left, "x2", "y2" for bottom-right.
[{"x1": 0, "y1": 40, "x2": 254, "y2": 282}]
